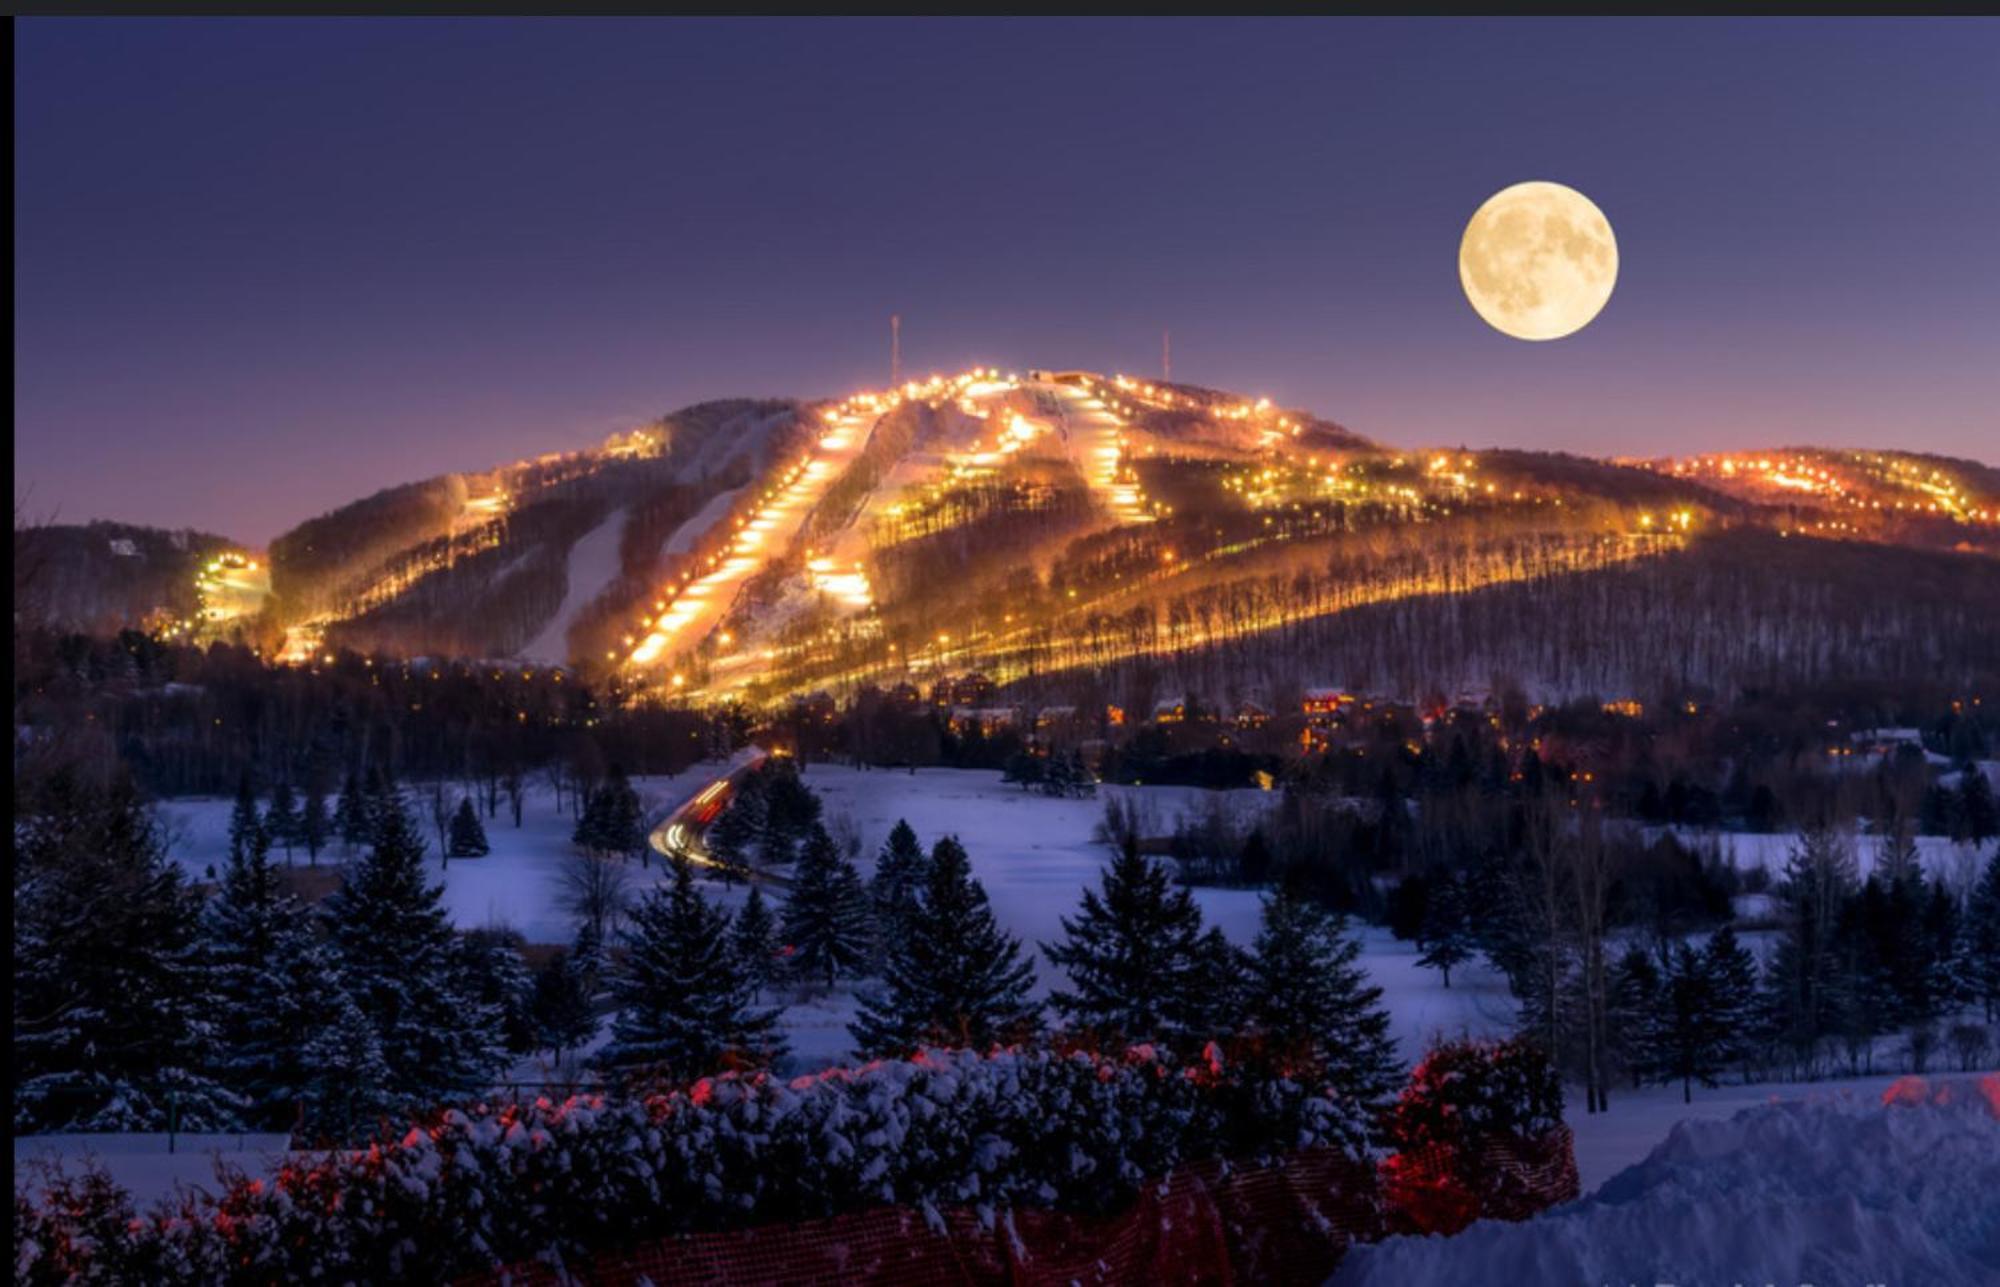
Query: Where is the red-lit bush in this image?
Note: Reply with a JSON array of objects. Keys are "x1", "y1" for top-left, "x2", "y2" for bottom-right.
[{"x1": 1380, "y1": 1037, "x2": 1571, "y2": 1235}]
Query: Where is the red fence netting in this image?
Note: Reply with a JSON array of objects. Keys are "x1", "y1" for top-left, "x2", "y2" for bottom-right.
[{"x1": 468, "y1": 1129, "x2": 1577, "y2": 1286}]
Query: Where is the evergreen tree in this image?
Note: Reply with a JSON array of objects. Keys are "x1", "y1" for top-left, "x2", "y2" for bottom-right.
[
  {"x1": 1654, "y1": 940, "x2": 1732, "y2": 1103},
  {"x1": 781, "y1": 824, "x2": 872, "y2": 989},
  {"x1": 1415, "y1": 868, "x2": 1476, "y2": 987},
  {"x1": 705, "y1": 788, "x2": 761, "y2": 872},
  {"x1": 323, "y1": 790, "x2": 504, "y2": 1107},
  {"x1": 596, "y1": 766, "x2": 647, "y2": 857},
  {"x1": 600, "y1": 859, "x2": 785, "y2": 1080},
  {"x1": 1702, "y1": 924, "x2": 1762, "y2": 1074},
  {"x1": 15, "y1": 772, "x2": 237, "y2": 1132},
  {"x1": 458, "y1": 927, "x2": 536, "y2": 1054},
  {"x1": 1763, "y1": 825, "x2": 1856, "y2": 1073},
  {"x1": 295, "y1": 993, "x2": 394, "y2": 1145},
  {"x1": 448, "y1": 797, "x2": 491, "y2": 858},
  {"x1": 333, "y1": 769, "x2": 371, "y2": 851},
  {"x1": 867, "y1": 819, "x2": 930, "y2": 961},
  {"x1": 228, "y1": 770, "x2": 267, "y2": 864},
  {"x1": 1002, "y1": 751, "x2": 1044, "y2": 792},
  {"x1": 299, "y1": 785, "x2": 331, "y2": 866},
  {"x1": 762, "y1": 763, "x2": 822, "y2": 864},
  {"x1": 528, "y1": 949, "x2": 599, "y2": 1062},
  {"x1": 1606, "y1": 943, "x2": 1663, "y2": 1087},
  {"x1": 731, "y1": 885, "x2": 782, "y2": 1000},
  {"x1": 201, "y1": 822, "x2": 350, "y2": 1127},
  {"x1": 1243, "y1": 887, "x2": 1399, "y2": 1108},
  {"x1": 850, "y1": 836, "x2": 1038, "y2": 1057},
  {"x1": 1042, "y1": 838, "x2": 1220, "y2": 1049},
  {"x1": 1964, "y1": 851, "x2": 2000, "y2": 1021},
  {"x1": 264, "y1": 780, "x2": 302, "y2": 862},
  {"x1": 1040, "y1": 751, "x2": 1076, "y2": 799},
  {"x1": 1960, "y1": 768, "x2": 1998, "y2": 845},
  {"x1": 1917, "y1": 878, "x2": 1964, "y2": 1021}
]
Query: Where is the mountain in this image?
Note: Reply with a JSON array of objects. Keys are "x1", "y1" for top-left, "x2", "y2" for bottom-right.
[{"x1": 19, "y1": 369, "x2": 1998, "y2": 707}]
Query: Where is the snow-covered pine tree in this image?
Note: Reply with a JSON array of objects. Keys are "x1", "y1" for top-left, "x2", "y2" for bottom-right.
[
  {"x1": 1763, "y1": 824, "x2": 1857, "y2": 1074},
  {"x1": 782, "y1": 823, "x2": 872, "y2": 989},
  {"x1": 1243, "y1": 886, "x2": 1399, "y2": 1108},
  {"x1": 1040, "y1": 751, "x2": 1075, "y2": 799},
  {"x1": 15, "y1": 771, "x2": 238, "y2": 1132},
  {"x1": 598, "y1": 766, "x2": 646, "y2": 856},
  {"x1": 363, "y1": 765, "x2": 403, "y2": 845},
  {"x1": 299, "y1": 784, "x2": 330, "y2": 866},
  {"x1": 296, "y1": 992, "x2": 395, "y2": 1145},
  {"x1": 705, "y1": 787, "x2": 761, "y2": 873},
  {"x1": 1964, "y1": 850, "x2": 2000, "y2": 1021},
  {"x1": 850, "y1": 835, "x2": 1038, "y2": 1057},
  {"x1": 1918, "y1": 877, "x2": 1965, "y2": 1021},
  {"x1": 1701, "y1": 923, "x2": 1761, "y2": 1075},
  {"x1": 528, "y1": 948, "x2": 599, "y2": 1063},
  {"x1": 202, "y1": 819, "x2": 347, "y2": 1126},
  {"x1": 1606, "y1": 942, "x2": 1662, "y2": 1087},
  {"x1": 867, "y1": 819, "x2": 930, "y2": 964},
  {"x1": 1002, "y1": 751, "x2": 1044, "y2": 792},
  {"x1": 264, "y1": 780, "x2": 301, "y2": 863},
  {"x1": 323, "y1": 790, "x2": 504, "y2": 1109},
  {"x1": 1415, "y1": 868, "x2": 1476, "y2": 987},
  {"x1": 1654, "y1": 939, "x2": 1732, "y2": 1103},
  {"x1": 731, "y1": 884, "x2": 782, "y2": 999},
  {"x1": 333, "y1": 769, "x2": 371, "y2": 852},
  {"x1": 228, "y1": 770, "x2": 267, "y2": 864},
  {"x1": 762, "y1": 763, "x2": 822, "y2": 865},
  {"x1": 448, "y1": 797, "x2": 491, "y2": 858},
  {"x1": 600, "y1": 859, "x2": 786, "y2": 1081},
  {"x1": 1960, "y1": 767, "x2": 1998, "y2": 844},
  {"x1": 1042, "y1": 837, "x2": 1219, "y2": 1049},
  {"x1": 458, "y1": 927, "x2": 537, "y2": 1054}
]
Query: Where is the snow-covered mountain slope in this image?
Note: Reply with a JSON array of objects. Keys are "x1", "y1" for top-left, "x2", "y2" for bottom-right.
[{"x1": 33, "y1": 367, "x2": 2000, "y2": 703}]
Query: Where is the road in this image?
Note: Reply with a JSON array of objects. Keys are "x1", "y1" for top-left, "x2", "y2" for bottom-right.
[{"x1": 646, "y1": 746, "x2": 791, "y2": 887}]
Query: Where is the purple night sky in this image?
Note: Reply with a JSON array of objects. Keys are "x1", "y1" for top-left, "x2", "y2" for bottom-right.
[{"x1": 15, "y1": 18, "x2": 1999, "y2": 546}]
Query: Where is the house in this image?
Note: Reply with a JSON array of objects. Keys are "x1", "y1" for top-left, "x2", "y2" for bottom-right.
[
  {"x1": 1153, "y1": 696, "x2": 1187, "y2": 724},
  {"x1": 1302, "y1": 688, "x2": 1354, "y2": 722},
  {"x1": 950, "y1": 706, "x2": 1019, "y2": 736},
  {"x1": 1234, "y1": 701, "x2": 1271, "y2": 729}
]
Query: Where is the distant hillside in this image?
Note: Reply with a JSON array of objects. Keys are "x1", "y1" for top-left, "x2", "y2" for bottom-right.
[
  {"x1": 35, "y1": 370, "x2": 1999, "y2": 709},
  {"x1": 13, "y1": 521, "x2": 239, "y2": 637}
]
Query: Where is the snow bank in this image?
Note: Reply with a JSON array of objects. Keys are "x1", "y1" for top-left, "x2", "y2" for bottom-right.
[
  {"x1": 1332, "y1": 1075, "x2": 2000, "y2": 1287},
  {"x1": 13, "y1": 1132, "x2": 294, "y2": 1206}
]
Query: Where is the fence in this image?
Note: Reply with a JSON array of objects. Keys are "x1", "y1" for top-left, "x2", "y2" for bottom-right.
[{"x1": 467, "y1": 1128, "x2": 1577, "y2": 1286}]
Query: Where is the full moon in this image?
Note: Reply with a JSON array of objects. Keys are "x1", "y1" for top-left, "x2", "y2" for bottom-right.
[{"x1": 1459, "y1": 181, "x2": 1617, "y2": 341}]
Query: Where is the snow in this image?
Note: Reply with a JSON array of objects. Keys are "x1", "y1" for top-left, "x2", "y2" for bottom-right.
[
  {"x1": 800, "y1": 765, "x2": 1276, "y2": 989},
  {"x1": 13, "y1": 1132, "x2": 296, "y2": 1207},
  {"x1": 1332, "y1": 1075, "x2": 2000, "y2": 1287},
  {"x1": 1661, "y1": 825, "x2": 1994, "y2": 887},
  {"x1": 662, "y1": 486, "x2": 742, "y2": 557},
  {"x1": 156, "y1": 771, "x2": 707, "y2": 945},
  {"x1": 516, "y1": 507, "x2": 628, "y2": 664}
]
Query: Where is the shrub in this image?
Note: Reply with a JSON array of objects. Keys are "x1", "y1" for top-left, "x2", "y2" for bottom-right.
[{"x1": 15, "y1": 1044, "x2": 1372, "y2": 1283}]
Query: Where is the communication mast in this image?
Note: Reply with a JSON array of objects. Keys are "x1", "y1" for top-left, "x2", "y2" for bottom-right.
[
  {"x1": 1162, "y1": 329, "x2": 1172, "y2": 382},
  {"x1": 891, "y1": 314, "x2": 901, "y2": 387}
]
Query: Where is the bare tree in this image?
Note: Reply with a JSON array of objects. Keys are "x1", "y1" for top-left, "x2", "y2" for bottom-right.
[{"x1": 561, "y1": 851, "x2": 634, "y2": 946}]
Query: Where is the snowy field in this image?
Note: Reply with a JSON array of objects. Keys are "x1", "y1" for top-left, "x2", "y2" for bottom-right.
[{"x1": 1660, "y1": 824, "x2": 1993, "y2": 891}]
